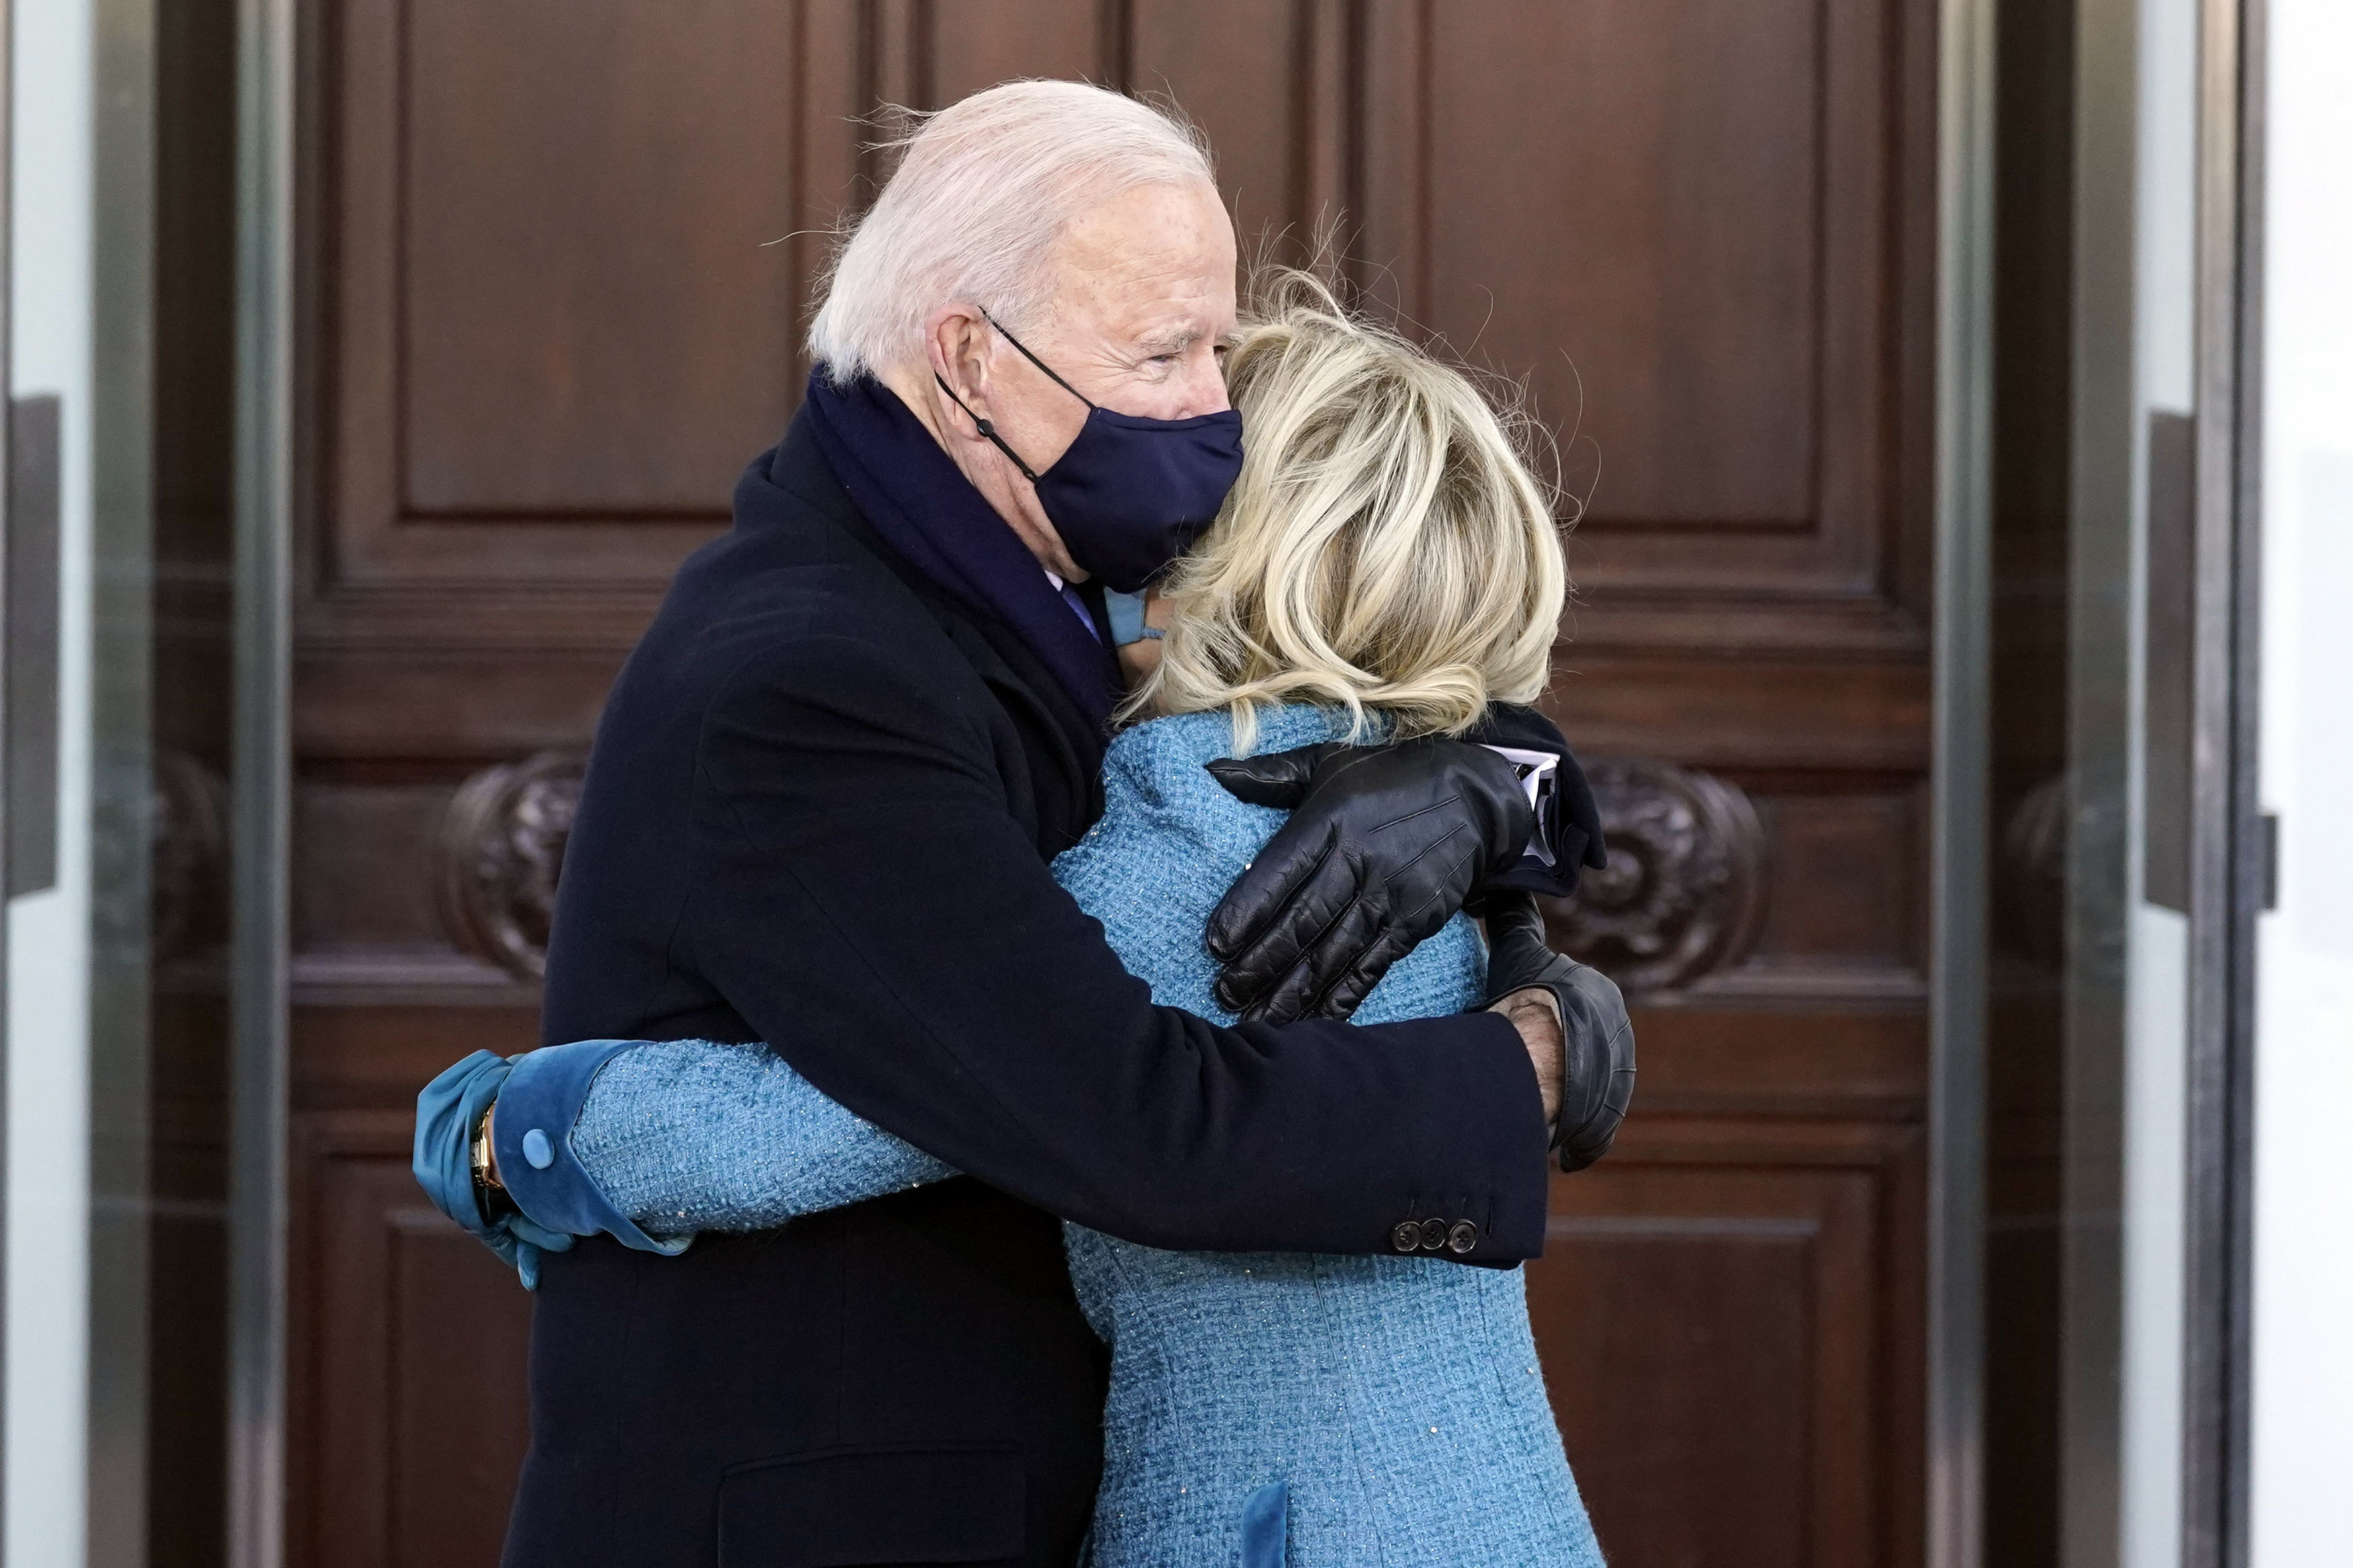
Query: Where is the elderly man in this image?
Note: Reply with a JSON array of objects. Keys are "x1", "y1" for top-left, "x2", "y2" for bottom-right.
[{"x1": 424, "y1": 83, "x2": 1617, "y2": 1567}]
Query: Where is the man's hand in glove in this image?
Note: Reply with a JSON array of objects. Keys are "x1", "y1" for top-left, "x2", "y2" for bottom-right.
[
  {"x1": 1205, "y1": 737, "x2": 1535, "y2": 1023},
  {"x1": 1481, "y1": 892, "x2": 1636, "y2": 1172}
]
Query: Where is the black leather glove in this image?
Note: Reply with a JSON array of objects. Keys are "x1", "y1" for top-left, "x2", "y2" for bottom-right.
[
  {"x1": 1205, "y1": 737, "x2": 1535, "y2": 1023},
  {"x1": 1481, "y1": 892, "x2": 1636, "y2": 1172}
]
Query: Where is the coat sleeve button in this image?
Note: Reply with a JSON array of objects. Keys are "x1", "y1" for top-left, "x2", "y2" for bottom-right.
[
  {"x1": 1391, "y1": 1221, "x2": 1423, "y2": 1253},
  {"x1": 1418, "y1": 1217, "x2": 1450, "y2": 1251},
  {"x1": 1447, "y1": 1220, "x2": 1479, "y2": 1254},
  {"x1": 522, "y1": 1128, "x2": 555, "y2": 1169}
]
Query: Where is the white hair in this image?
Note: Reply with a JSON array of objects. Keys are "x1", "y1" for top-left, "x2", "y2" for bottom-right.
[{"x1": 807, "y1": 81, "x2": 1218, "y2": 382}]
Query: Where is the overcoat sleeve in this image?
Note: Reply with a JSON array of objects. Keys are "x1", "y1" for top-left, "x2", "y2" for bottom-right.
[{"x1": 684, "y1": 632, "x2": 1555, "y2": 1262}]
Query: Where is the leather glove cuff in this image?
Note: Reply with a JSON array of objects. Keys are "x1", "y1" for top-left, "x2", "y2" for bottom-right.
[
  {"x1": 1480, "y1": 895, "x2": 1638, "y2": 1173},
  {"x1": 1519, "y1": 964, "x2": 1637, "y2": 1172}
]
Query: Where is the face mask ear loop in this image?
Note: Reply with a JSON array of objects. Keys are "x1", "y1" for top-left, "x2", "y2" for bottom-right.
[
  {"x1": 932, "y1": 371, "x2": 1043, "y2": 483},
  {"x1": 979, "y1": 308, "x2": 1099, "y2": 411}
]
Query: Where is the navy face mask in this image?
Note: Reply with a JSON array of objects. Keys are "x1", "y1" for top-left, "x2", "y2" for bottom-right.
[{"x1": 934, "y1": 310, "x2": 1245, "y2": 593}]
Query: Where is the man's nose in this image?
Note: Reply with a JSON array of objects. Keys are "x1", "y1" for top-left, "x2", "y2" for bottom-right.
[{"x1": 1173, "y1": 353, "x2": 1231, "y2": 419}]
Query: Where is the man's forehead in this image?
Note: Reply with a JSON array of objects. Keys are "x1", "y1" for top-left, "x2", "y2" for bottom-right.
[{"x1": 1043, "y1": 183, "x2": 1238, "y2": 341}]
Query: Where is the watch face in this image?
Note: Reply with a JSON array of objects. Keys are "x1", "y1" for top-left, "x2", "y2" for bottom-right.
[{"x1": 471, "y1": 1112, "x2": 499, "y2": 1188}]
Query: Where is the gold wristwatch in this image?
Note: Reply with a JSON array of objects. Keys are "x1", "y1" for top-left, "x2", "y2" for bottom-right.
[{"x1": 469, "y1": 1106, "x2": 513, "y2": 1220}]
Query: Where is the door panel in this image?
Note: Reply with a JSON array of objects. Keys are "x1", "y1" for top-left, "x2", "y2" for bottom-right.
[
  {"x1": 1364, "y1": 0, "x2": 1931, "y2": 637},
  {"x1": 1435, "y1": 0, "x2": 1833, "y2": 533},
  {"x1": 288, "y1": 4, "x2": 1935, "y2": 1563},
  {"x1": 294, "y1": 1112, "x2": 535, "y2": 1568},
  {"x1": 320, "y1": 0, "x2": 809, "y2": 588},
  {"x1": 391, "y1": 4, "x2": 807, "y2": 520},
  {"x1": 1529, "y1": 1113, "x2": 1926, "y2": 1568}
]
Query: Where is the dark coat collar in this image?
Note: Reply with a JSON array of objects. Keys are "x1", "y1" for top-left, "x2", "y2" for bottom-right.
[{"x1": 760, "y1": 409, "x2": 1107, "y2": 847}]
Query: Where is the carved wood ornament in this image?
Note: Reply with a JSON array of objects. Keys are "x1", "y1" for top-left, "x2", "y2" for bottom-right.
[
  {"x1": 1544, "y1": 758, "x2": 1767, "y2": 994},
  {"x1": 440, "y1": 748, "x2": 588, "y2": 981},
  {"x1": 442, "y1": 748, "x2": 1767, "y2": 993}
]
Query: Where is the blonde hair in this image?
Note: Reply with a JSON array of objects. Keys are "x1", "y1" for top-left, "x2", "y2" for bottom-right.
[
  {"x1": 1125, "y1": 272, "x2": 1567, "y2": 752},
  {"x1": 808, "y1": 81, "x2": 1215, "y2": 381}
]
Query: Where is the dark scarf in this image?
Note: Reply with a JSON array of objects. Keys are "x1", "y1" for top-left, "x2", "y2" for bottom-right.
[{"x1": 801, "y1": 372, "x2": 1117, "y2": 732}]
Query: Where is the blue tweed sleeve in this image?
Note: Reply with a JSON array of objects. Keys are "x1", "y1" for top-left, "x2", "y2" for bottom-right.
[{"x1": 566, "y1": 1039, "x2": 957, "y2": 1238}]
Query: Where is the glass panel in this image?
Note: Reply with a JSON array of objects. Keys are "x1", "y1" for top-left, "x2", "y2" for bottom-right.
[
  {"x1": 1981, "y1": 0, "x2": 2204, "y2": 1561},
  {"x1": 141, "y1": 7, "x2": 241, "y2": 1560},
  {"x1": 71, "y1": 4, "x2": 243, "y2": 1565},
  {"x1": 1984, "y1": 4, "x2": 2079, "y2": 1559}
]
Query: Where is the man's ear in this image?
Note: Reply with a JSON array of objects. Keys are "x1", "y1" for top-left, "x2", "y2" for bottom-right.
[{"x1": 924, "y1": 304, "x2": 994, "y2": 428}]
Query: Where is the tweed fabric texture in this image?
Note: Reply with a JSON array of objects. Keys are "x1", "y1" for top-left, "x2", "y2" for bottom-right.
[
  {"x1": 1055, "y1": 708, "x2": 1601, "y2": 1567},
  {"x1": 569, "y1": 706, "x2": 1603, "y2": 1566},
  {"x1": 571, "y1": 1038, "x2": 955, "y2": 1236}
]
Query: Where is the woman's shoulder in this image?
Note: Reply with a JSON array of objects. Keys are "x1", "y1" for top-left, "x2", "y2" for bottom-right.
[
  {"x1": 1058, "y1": 706, "x2": 1349, "y2": 940},
  {"x1": 1060, "y1": 702, "x2": 1486, "y2": 1024},
  {"x1": 1104, "y1": 704, "x2": 1357, "y2": 784}
]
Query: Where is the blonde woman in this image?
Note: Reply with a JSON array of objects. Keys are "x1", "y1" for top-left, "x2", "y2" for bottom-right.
[{"x1": 436, "y1": 278, "x2": 1624, "y2": 1566}]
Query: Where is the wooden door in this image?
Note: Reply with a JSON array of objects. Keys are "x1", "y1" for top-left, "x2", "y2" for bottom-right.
[{"x1": 286, "y1": 5, "x2": 1934, "y2": 1565}]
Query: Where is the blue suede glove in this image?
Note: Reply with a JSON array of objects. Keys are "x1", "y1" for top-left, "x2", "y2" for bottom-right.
[{"x1": 413, "y1": 1050, "x2": 577, "y2": 1290}]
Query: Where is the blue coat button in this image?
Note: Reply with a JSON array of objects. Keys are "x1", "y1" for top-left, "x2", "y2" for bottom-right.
[
  {"x1": 1417, "y1": 1217, "x2": 1449, "y2": 1251},
  {"x1": 522, "y1": 1128, "x2": 555, "y2": 1169}
]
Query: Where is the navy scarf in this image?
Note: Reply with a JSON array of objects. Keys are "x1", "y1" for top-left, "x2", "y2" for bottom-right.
[{"x1": 801, "y1": 372, "x2": 1117, "y2": 732}]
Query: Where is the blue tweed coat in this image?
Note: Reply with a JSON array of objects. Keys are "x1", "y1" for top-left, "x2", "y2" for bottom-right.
[{"x1": 566, "y1": 707, "x2": 1607, "y2": 1567}]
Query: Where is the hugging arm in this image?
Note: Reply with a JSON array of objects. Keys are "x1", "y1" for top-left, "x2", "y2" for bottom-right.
[
  {"x1": 508, "y1": 634, "x2": 1550, "y2": 1265},
  {"x1": 420, "y1": 632, "x2": 1564, "y2": 1276},
  {"x1": 556, "y1": 1038, "x2": 956, "y2": 1239},
  {"x1": 487, "y1": 903, "x2": 1628, "y2": 1258},
  {"x1": 1204, "y1": 704, "x2": 1608, "y2": 1024},
  {"x1": 414, "y1": 1036, "x2": 957, "y2": 1284}
]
